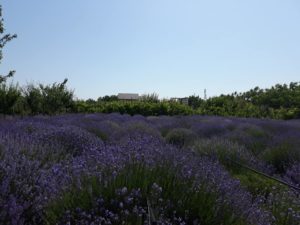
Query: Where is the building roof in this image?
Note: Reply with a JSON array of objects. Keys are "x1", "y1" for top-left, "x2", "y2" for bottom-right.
[{"x1": 117, "y1": 93, "x2": 139, "y2": 100}]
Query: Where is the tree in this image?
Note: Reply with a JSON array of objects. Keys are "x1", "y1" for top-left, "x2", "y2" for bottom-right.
[
  {"x1": 0, "y1": 81, "x2": 21, "y2": 114},
  {"x1": 188, "y1": 95, "x2": 203, "y2": 109},
  {"x1": 0, "y1": 5, "x2": 17, "y2": 83},
  {"x1": 140, "y1": 93, "x2": 159, "y2": 103},
  {"x1": 23, "y1": 83, "x2": 43, "y2": 114},
  {"x1": 39, "y1": 78, "x2": 75, "y2": 114},
  {"x1": 98, "y1": 95, "x2": 118, "y2": 102}
]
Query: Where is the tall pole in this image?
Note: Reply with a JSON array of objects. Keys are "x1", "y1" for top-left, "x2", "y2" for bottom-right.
[{"x1": 204, "y1": 89, "x2": 207, "y2": 100}]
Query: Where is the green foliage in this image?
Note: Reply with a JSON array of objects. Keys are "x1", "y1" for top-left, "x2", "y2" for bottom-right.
[
  {"x1": 192, "y1": 138, "x2": 300, "y2": 225},
  {"x1": 233, "y1": 170, "x2": 300, "y2": 225},
  {"x1": 0, "y1": 82, "x2": 21, "y2": 114},
  {"x1": 265, "y1": 188, "x2": 300, "y2": 225},
  {"x1": 227, "y1": 124, "x2": 270, "y2": 156},
  {"x1": 83, "y1": 120, "x2": 121, "y2": 142},
  {"x1": 192, "y1": 138, "x2": 253, "y2": 174},
  {"x1": 23, "y1": 84, "x2": 43, "y2": 114},
  {"x1": 18, "y1": 79, "x2": 75, "y2": 115},
  {"x1": 140, "y1": 93, "x2": 159, "y2": 103},
  {"x1": 165, "y1": 128, "x2": 197, "y2": 148},
  {"x1": 85, "y1": 98, "x2": 96, "y2": 104},
  {"x1": 97, "y1": 95, "x2": 118, "y2": 102},
  {"x1": 38, "y1": 78, "x2": 75, "y2": 114},
  {"x1": 45, "y1": 163, "x2": 246, "y2": 225},
  {"x1": 233, "y1": 170, "x2": 281, "y2": 196},
  {"x1": 193, "y1": 82, "x2": 300, "y2": 119},
  {"x1": 73, "y1": 82, "x2": 300, "y2": 118},
  {"x1": 262, "y1": 143, "x2": 300, "y2": 173},
  {"x1": 242, "y1": 83, "x2": 300, "y2": 109},
  {"x1": 0, "y1": 67, "x2": 299, "y2": 119},
  {"x1": 124, "y1": 121, "x2": 162, "y2": 138},
  {"x1": 75, "y1": 101, "x2": 193, "y2": 117},
  {"x1": 188, "y1": 95, "x2": 204, "y2": 109}
]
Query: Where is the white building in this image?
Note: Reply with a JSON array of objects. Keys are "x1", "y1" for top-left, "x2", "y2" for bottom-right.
[{"x1": 117, "y1": 93, "x2": 140, "y2": 101}]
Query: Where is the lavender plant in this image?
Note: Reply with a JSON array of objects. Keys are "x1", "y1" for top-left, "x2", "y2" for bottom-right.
[{"x1": 0, "y1": 114, "x2": 299, "y2": 224}]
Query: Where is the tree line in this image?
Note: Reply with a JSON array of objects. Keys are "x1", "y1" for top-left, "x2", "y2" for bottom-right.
[
  {"x1": 187, "y1": 83, "x2": 300, "y2": 119},
  {"x1": 1, "y1": 76, "x2": 299, "y2": 119},
  {"x1": 74, "y1": 83, "x2": 300, "y2": 119}
]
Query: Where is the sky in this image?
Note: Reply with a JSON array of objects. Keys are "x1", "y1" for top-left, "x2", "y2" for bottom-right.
[{"x1": 1, "y1": 0, "x2": 300, "y2": 100}]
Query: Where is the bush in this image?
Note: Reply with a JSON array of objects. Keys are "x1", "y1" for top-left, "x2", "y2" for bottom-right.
[
  {"x1": 140, "y1": 93, "x2": 159, "y2": 103},
  {"x1": 121, "y1": 121, "x2": 162, "y2": 140},
  {"x1": 38, "y1": 79, "x2": 75, "y2": 114},
  {"x1": 284, "y1": 163, "x2": 300, "y2": 187},
  {"x1": 227, "y1": 123, "x2": 269, "y2": 156},
  {"x1": 36, "y1": 125, "x2": 104, "y2": 157},
  {"x1": 191, "y1": 138, "x2": 269, "y2": 173},
  {"x1": 0, "y1": 82, "x2": 21, "y2": 114},
  {"x1": 262, "y1": 143, "x2": 300, "y2": 174},
  {"x1": 83, "y1": 120, "x2": 122, "y2": 143},
  {"x1": 165, "y1": 128, "x2": 197, "y2": 148},
  {"x1": 23, "y1": 84, "x2": 43, "y2": 114},
  {"x1": 191, "y1": 120, "x2": 228, "y2": 139},
  {"x1": 45, "y1": 164, "x2": 248, "y2": 225}
]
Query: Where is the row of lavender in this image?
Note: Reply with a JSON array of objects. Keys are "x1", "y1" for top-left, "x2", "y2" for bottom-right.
[{"x1": 0, "y1": 113, "x2": 299, "y2": 224}]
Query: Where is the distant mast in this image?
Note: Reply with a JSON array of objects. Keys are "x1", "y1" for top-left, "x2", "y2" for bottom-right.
[{"x1": 204, "y1": 89, "x2": 207, "y2": 100}]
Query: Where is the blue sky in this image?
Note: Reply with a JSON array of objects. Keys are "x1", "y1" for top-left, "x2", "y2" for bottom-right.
[{"x1": 1, "y1": 0, "x2": 300, "y2": 99}]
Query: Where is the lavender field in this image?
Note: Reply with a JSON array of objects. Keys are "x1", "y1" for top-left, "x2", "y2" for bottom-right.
[{"x1": 0, "y1": 113, "x2": 300, "y2": 225}]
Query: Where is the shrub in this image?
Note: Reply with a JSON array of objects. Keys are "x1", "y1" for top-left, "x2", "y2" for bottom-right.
[
  {"x1": 262, "y1": 143, "x2": 300, "y2": 174},
  {"x1": 139, "y1": 93, "x2": 159, "y2": 103},
  {"x1": 45, "y1": 164, "x2": 248, "y2": 225},
  {"x1": 36, "y1": 125, "x2": 104, "y2": 157},
  {"x1": 0, "y1": 82, "x2": 21, "y2": 114},
  {"x1": 226, "y1": 123, "x2": 269, "y2": 156},
  {"x1": 191, "y1": 120, "x2": 228, "y2": 138},
  {"x1": 191, "y1": 137, "x2": 269, "y2": 174},
  {"x1": 124, "y1": 121, "x2": 162, "y2": 138},
  {"x1": 39, "y1": 79, "x2": 75, "y2": 114},
  {"x1": 23, "y1": 84, "x2": 43, "y2": 114},
  {"x1": 165, "y1": 128, "x2": 197, "y2": 148},
  {"x1": 83, "y1": 120, "x2": 122, "y2": 143},
  {"x1": 284, "y1": 163, "x2": 300, "y2": 187}
]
